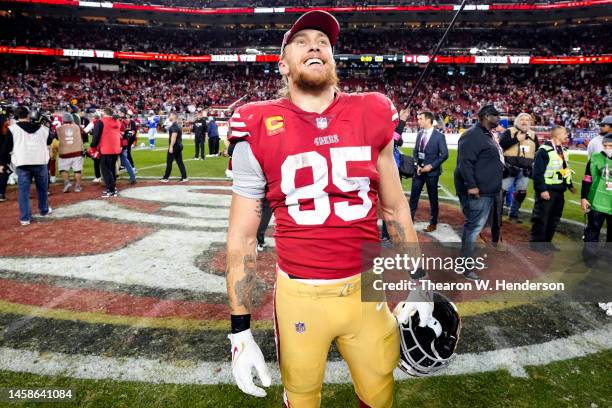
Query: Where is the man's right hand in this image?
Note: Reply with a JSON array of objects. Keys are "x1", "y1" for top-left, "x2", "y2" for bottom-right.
[
  {"x1": 228, "y1": 329, "x2": 271, "y2": 397},
  {"x1": 540, "y1": 191, "x2": 550, "y2": 200},
  {"x1": 467, "y1": 187, "x2": 479, "y2": 198},
  {"x1": 581, "y1": 198, "x2": 591, "y2": 213}
]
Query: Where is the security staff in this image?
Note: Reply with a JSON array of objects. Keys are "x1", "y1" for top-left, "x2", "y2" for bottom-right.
[
  {"x1": 499, "y1": 112, "x2": 539, "y2": 222},
  {"x1": 581, "y1": 132, "x2": 612, "y2": 261},
  {"x1": 191, "y1": 109, "x2": 207, "y2": 159},
  {"x1": 530, "y1": 126, "x2": 575, "y2": 248}
]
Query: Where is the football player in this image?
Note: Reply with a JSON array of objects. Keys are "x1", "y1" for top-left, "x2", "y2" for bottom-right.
[{"x1": 225, "y1": 10, "x2": 433, "y2": 408}]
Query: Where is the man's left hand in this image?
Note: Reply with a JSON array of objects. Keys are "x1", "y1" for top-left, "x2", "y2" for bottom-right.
[
  {"x1": 394, "y1": 287, "x2": 434, "y2": 327},
  {"x1": 420, "y1": 164, "x2": 433, "y2": 173},
  {"x1": 569, "y1": 186, "x2": 576, "y2": 194},
  {"x1": 169, "y1": 146, "x2": 173, "y2": 154}
]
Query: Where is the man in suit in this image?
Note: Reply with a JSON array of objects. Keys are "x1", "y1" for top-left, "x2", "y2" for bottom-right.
[{"x1": 409, "y1": 110, "x2": 449, "y2": 232}]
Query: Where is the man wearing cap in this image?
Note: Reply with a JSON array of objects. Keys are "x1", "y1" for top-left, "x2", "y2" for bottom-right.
[
  {"x1": 454, "y1": 105, "x2": 505, "y2": 280},
  {"x1": 586, "y1": 115, "x2": 612, "y2": 159},
  {"x1": 225, "y1": 10, "x2": 429, "y2": 408},
  {"x1": 57, "y1": 112, "x2": 84, "y2": 193}
]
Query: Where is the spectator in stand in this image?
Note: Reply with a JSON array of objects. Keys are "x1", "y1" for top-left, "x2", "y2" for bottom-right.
[
  {"x1": 207, "y1": 115, "x2": 220, "y2": 156},
  {"x1": 0, "y1": 106, "x2": 53, "y2": 225},
  {"x1": 57, "y1": 112, "x2": 84, "y2": 193},
  {"x1": 91, "y1": 108, "x2": 123, "y2": 197}
]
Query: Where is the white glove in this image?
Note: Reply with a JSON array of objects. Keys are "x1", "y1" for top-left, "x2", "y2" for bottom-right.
[
  {"x1": 228, "y1": 329, "x2": 271, "y2": 397},
  {"x1": 394, "y1": 288, "x2": 434, "y2": 327}
]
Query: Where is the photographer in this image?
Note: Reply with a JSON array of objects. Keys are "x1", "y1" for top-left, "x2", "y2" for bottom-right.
[
  {"x1": 0, "y1": 106, "x2": 53, "y2": 225},
  {"x1": 499, "y1": 112, "x2": 539, "y2": 222}
]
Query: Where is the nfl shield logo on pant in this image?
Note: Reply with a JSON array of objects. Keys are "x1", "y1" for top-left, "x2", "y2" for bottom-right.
[{"x1": 295, "y1": 322, "x2": 306, "y2": 334}]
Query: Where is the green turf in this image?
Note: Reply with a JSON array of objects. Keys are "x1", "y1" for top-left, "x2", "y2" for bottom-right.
[
  {"x1": 42, "y1": 135, "x2": 591, "y2": 223},
  {"x1": 400, "y1": 147, "x2": 588, "y2": 224},
  {"x1": 0, "y1": 350, "x2": 609, "y2": 407}
]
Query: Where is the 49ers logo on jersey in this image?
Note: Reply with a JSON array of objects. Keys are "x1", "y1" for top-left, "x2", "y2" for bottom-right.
[{"x1": 265, "y1": 115, "x2": 285, "y2": 136}]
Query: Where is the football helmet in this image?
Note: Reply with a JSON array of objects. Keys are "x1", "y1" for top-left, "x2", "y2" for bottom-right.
[{"x1": 396, "y1": 292, "x2": 461, "y2": 377}]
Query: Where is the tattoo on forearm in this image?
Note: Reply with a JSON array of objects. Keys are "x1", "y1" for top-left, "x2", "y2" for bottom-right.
[
  {"x1": 254, "y1": 199, "x2": 263, "y2": 218},
  {"x1": 233, "y1": 254, "x2": 256, "y2": 310}
]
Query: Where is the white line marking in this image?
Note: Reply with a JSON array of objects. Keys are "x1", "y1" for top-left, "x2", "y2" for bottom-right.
[{"x1": 0, "y1": 323, "x2": 609, "y2": 384}]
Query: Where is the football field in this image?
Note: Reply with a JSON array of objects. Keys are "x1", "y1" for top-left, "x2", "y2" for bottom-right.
[
  {"x1": 82, "y1": 136, "x2": 589, "y2": 224},
  {"x1": 0, "y1": 136, "x2": 608, "y2": 408}
]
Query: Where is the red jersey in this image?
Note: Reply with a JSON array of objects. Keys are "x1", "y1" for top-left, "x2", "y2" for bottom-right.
[{"x1": 229, "y1": 92, "x2": 398, "y2": 279}]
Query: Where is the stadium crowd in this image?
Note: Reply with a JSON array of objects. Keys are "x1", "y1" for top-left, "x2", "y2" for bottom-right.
[
  {"x1": 1, "y1": 62, "x2": 609, "y2": 133},
  {"x1": 117, "y1": 0, "x2": 548, "y2": 8},
  {"x1": 0, "y1": 15, "x2": 607, "y2": 56}
]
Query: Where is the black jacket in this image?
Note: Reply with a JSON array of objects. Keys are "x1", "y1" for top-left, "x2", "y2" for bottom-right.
[
  {"x1": 412, "y1": 128, "x2": 449, "y2": 177},
  {"x1": 454, "y1": 123, "x2": 504, "y2": 196},
  {"x1": 532, "y1": 141, "x2": 573, "y2": 193},
  {"x1": 191, "y1": 118, "x2": 207, "y2": 138}
]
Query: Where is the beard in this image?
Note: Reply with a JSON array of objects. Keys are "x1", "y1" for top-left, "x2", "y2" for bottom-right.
[{"x1": 289, "y1": 60, "x2": 339, "y2": 94}]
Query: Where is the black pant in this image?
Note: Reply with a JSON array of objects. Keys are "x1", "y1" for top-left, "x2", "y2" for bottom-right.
[
  {"x1": 100, "y1": 154, "x2": 118, "y2": 192},
  {"x1": 0, "y1": 170, "x2": 8, "y2": 195},
  {"x1": 93, "y1": 157, "x2": 101, "y2": 179},
  {"x1": 582, "y1": 209, "x2": 611, "y2": 265},
  {"x1": 530, "y1": 190, "x2": 565, "y2": 242},
  {"x1": 163, "y1": 145, "x2": 187, "y2": 180},
  {"x1": 487, "y1": 190, "x2": 504, "y2": 243},
  {"x1": 409, "y1": 174, "x2": 439, "y2": 225},
  {"x1": 584, "y1": 210, "x2": 611, "y2": 243},
  {"x1": 194, "y1": 136, "x2": 205, "y2": 158},
  {"x1": 257, "y1": 199, "x2": 273, "y2": 245},
  {"x1": 209, "y1": 137, "x2": 220, "y2": 155}
]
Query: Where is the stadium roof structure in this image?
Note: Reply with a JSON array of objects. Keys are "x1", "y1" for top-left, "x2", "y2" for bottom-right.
[{"x1": 1, "y1": 0, "x2": 611, "y2": 24}]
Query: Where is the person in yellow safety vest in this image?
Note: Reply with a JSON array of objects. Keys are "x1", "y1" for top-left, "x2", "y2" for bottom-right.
[{"x1": 529, "y1": 126, "x2": 575, "y2": 250}]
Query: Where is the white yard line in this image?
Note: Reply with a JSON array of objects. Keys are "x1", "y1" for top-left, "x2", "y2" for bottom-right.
[{"x1": 0, "y1": 323, "x2": 609, "y2": 384}]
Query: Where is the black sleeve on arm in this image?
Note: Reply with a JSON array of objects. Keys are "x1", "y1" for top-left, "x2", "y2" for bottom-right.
[
  {"x1": 532, "y1": 148, "x2": 549, "y2": 193},
  {"x1": 457, "y1": 135, "x2": 479, "y2": 190},
  {"x1": 0, "y1": 132, "x2": 13, "y2": 165},
  {"x1": 395, "y1": 119, "x2": 406, "y2": 135},
  {"x1": 498, "y1": 129, "x2": 517, "y2": 150},
  {"x1": 90, "y1": 122, "x2": 103, "y2": 148},
  {"x1": 581, "y1": 160, "x2": 592, "y2": 200}
]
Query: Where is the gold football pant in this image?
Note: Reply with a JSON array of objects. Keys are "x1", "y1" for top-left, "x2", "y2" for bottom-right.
[{"x1": 274, "y1": 271, "x2": 400, "y2": 408}]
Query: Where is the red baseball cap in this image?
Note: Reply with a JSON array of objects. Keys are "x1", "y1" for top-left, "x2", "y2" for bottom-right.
[{"x1": 280, "y1": 10, "x2": 340, "y2": 56}]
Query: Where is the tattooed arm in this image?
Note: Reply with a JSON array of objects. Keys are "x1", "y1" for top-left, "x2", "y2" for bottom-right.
[
  {"x1": 377, "y1": 140, "x2": 419, "y2": 250},
  {"x1": 226, "y1": 193, "x2": 263, "y2": 316}
]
